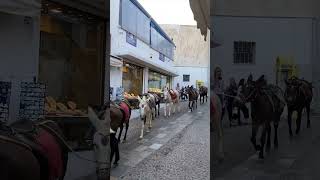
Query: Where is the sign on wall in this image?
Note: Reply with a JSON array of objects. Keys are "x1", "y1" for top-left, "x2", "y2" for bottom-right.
[
  {"x1": 19, "y1": 82, "x2": 46, "y2": 121},
  {"x1": 116, "y1": 87, "x2": 124, "y2": 100},
  {"x1": 159, "y1": 53, "x2": 165, "y2": 62},
  {"x1": 126, "y1": 31, "x2": 137, "y2": 47},
  {"x1": 0, "y1": 81, "x2": 12, "y2": 123}
]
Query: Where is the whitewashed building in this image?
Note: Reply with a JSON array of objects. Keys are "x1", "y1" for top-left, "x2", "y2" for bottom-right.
[
  {"x1": 161, "y1": 25, "x2": 210, "y2": 89},
  {"x1": 110, "y1": 0, "x2": 178, "y2": 100},
  {"x1": 211, "y1": 0, "x2": 320, "y2": 90}
]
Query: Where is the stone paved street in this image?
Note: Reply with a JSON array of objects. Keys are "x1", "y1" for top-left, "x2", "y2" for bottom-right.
[
  {"x1": 111, "y1": 101, "x2": 210, "y2": 179},
  {"x1": 212, "y1": 106, "x2": 320, "y2": 180}
]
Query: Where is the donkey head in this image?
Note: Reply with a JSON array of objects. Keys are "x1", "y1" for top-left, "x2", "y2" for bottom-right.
[
  {"x1": 87, "y1": 106, "x2": 110, "y2": 178},
  {"x1": 138, "y1": 96, "x2": 150, "y2": 120},
  {"x1": 284, "y1": 79, "x2": 301, "y2": 105}
]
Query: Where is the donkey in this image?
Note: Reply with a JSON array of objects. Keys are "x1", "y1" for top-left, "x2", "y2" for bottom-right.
[
  {"x1": 114, "y1": 100, "x2": 132, "y2": 143},
  {"x1": 149, "y1": 93, "x2": 161, "y2": 117},
  {"x1": 138, "y1": 96, "x2": 153, "y2": 139},
  {"x1": 0, "y1": 119, "x2": 70, "y2": 180},
  {"x1": 242, "y1": 74, "x2": 285, "y2": 159},
  {"x1": 284, "y1": 76, "x2": 313, "y2": 136},
  {"x1": 186, "y1": 86, "x2": 199, "y2": 112},
  {"x1": 211, "y1": 90, "x2": 224, "y2": 162},
  {"x1": 142, "y1": 93, "x2": 158, "y2": 119},
  {"x1": 199, "y1": 86, "x2": 208, "y2": 104},
  {"x1": 163, "y1": 86, "x2": 180, "y2": 117}
]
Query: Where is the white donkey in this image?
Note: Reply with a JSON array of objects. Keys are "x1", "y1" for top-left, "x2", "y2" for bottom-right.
[
  {"x1": 163, "y1": 85, "x2": 180, "y2": 117},
  {"x1": 87, "y1": 106, "x2": 110, "y2": 179},
  {"x1": 138, "y1": 96, "x2": 153, "y2": 139}
]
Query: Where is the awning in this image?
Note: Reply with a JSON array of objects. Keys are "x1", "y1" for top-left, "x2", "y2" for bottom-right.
[
  {"x1": 0, "y1": 0, "x2": 41, "y2": 17},
  {"x1": 110, "y1": 55, "x2": 123, "y2": 67},
  {"x1": 118, "y1": 53, "x2": 179, "y2": 77},
  {"x1": 189, "y1": 0, "x2": 210, "y2": 41}
]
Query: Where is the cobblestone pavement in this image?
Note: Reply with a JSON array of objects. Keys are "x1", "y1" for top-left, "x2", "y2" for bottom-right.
[
  {"x1": 212, "y1": 107, "x2": 320, "y2": 180},
  {"x1": 111, "y1": 100, "x2": 210, "y2": 180}
]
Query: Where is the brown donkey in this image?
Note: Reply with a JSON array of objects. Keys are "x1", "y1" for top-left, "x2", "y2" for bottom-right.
[
  {"x1": 242, "y1": 75, "x2": 285, "y2": 159},
  {"x1": 284, "y1": 76, "x2": 313, "y2": 136}
]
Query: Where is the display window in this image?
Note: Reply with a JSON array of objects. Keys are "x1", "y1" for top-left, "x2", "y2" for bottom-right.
[
  {"x1": 122, "y1": 62, "x2": 143, "y2": 97},
  {"x1": 148, "y1": 70, "x2": 171, "y2": 93}
]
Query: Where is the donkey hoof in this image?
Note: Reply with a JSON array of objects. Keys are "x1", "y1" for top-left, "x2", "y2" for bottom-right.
[
  {"x1": 139, "y1": 136, "x2": 143, "y2": 139},
  {"x1": 307, "y1": 124, "x2": 311, "y2": 128},
  {"x1": 122, "y1": 139, "x2": 127, "y2": 143},
  {"x1": 295, "y1": 130, "x2": 300, "y2": 135},
  {"x1": 256, "y1": 145, "x2": 261, "y2": 151}
]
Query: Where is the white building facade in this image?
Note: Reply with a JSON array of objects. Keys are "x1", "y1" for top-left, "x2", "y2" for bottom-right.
[
  {"x1": 110, "y1": 0, "x2": 178, "y2": 100},
  {"x1": 211, "y1": 0, "x2": 320, "y2": 91}
]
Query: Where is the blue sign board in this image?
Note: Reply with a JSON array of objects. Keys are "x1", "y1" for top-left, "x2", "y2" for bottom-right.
[
  {"x1": 159, "y1": 53, "x2": 165, "y2": 62},
  {"x1": 19, "y1": 82, "x2": 46, "y2": 121},
  {"x1": 126, "y1": 32, "x2": 137, "y2": 47}
]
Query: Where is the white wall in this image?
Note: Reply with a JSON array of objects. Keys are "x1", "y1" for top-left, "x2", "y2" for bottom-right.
[
  {"x1": 0, "y1": 12, "x2": 39, "y2": 123},
  {"x1": 174, "y1": 67, "x2": 208, "y2": 88},
  {"x1": 212, "y1": 16, "x2": 313, "y2": 85}
]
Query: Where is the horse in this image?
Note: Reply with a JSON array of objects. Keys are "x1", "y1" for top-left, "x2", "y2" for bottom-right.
[
  {"x1": 186, "y1": 86, "x2": 199, "y2": 112},
  {"x1": 137, "y1": 96, "x2": 153, "y2": 139},
  {"x1": 284, "y1": 76, "x2": 313, "y2": 136},
  {"x1": 199, "y1": 86, "x2": 208, "y2": 104},
  {"x1": 0, "y1": 119, "x2": 70, "y2": 180},
  {"x1": 242, "y1": 74, "x2": 285, "y2": 159},
  {"x1": 211, "y1": 90, "x2": 224, "y2": 162},
  {"x1": 163, "y1": 86, "x2": 180, "y2": 117}
]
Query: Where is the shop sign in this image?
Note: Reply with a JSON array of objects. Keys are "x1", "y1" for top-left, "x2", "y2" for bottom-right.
[
  {"x1": 126, "y1": 32, "x2": 137, "y2": 47},
  {"x1": 159, "y1": 53, "x2": 165, "y2": 62},
  {"x1": 19, "y1": 82, "x2": 46, "y2": 121},
  {"x1": 0, "y1": 81, "x2": 11, "y2": 123}
]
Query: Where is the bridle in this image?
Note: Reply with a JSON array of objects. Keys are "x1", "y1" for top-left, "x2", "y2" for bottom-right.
[{"x1": 284, "y1": 83, "x2": 301, "y2": 105}]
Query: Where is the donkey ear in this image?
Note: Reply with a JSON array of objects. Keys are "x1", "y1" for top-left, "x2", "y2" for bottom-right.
[{"x1": 137, "y1": 96, "x2": 142, "y2": 102}]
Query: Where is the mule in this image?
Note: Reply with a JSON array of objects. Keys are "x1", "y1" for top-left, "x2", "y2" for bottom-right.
[
  {"x1": 211, "y1": 90, "x2": 224, "y2": 162},
  {"x1": 163, "y1": 86, "x2": 180, "y2": 117},
  {"x1": 284, "y1": 76, "x2": 313, "y2": 136},
  {"x1": 186, "y1": 86, "x2": 199, "y2": 112},
  {"x1": 0, "y1": 119, "x2": 70, "y2": 180},
  {"x1": 138, "y1": 96, "x2": 153, "y2": 139},
  {"x1": 199, "y1": 86, "x2": 208, "y2": 104},
  {"x1": 242, "y1": 75, "x2": 285, "y2": 159}
]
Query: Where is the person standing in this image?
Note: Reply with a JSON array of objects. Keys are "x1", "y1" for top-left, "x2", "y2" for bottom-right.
[
  {"x1": 212, "y1": 67, "x2": 225, "y2": 120},
  {"x1": 237, "y1": 78, "x2": 250, "y2": 124}
]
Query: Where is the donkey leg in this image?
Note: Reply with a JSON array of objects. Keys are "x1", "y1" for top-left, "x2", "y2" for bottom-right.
[
  {"x1": 117, "y1": 124, "x2": 124, "y2": 142},
  {"x1": 123, "y1": 123, "x2": 129, "y2": 142},
  {"x1": 259, "y1": 125, "x2": 267, "y2": 159},
  {"x1": 158, "y1": 103, "x2": 160, "y2": 116},
  {"x1": 164, "y1": 103, "x2": 167, "y2": 117},
  {"x1": 250, "y1": 123, "x2": 260, "y2": 151},
  {"x1": 140, "y1": 119, "x2": 146, "y2": 139},
  {"x1": 288, "y1": 110, "x2": 293, "y2": 137},
  {"x1": 274, "y1": 121, "x2": 279, "y2": 148},
  {"x1": 114, "y1": 137, "x2": 120, "y2": 164},
  {"x1": 168, "y1": 103, "x2": 171, "y2": 117},
  {"x1": 296, "y1": 110, "x2": 303, "y2": 135},
  {"x1": 306, "y1": 103, "x2": 311, "y2": 128},
  {"x1": 266, "y1": 124, "x2": 271, "y2": 152},
  {"x1": 110, "y1": 133, "x2": 116, "y2": 164}
]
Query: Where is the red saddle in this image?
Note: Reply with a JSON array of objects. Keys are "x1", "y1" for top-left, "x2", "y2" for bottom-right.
[
  {"x1": 119, "y1": 101, "x2": 131, "y2": 124},
  {"x1": 169, "y1": 90, "x2": 177, "y2": 100}
]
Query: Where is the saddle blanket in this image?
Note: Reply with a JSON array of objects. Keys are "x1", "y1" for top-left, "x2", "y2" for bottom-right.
[
  {"x1": 119, "y1": 102, "x2": 131, "y2": 124},
  {"x1": 36, "y1": 128, "x2": 63, "y2": 180}
]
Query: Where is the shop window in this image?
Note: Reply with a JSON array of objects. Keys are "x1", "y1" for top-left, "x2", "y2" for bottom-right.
[
  {"x1": 183, "y1": 75, "x2": 190, "y2": 82},
  {"x1": 233, "y1": 41, "x2": 256, "y2": 64},
  {"x1": 148, "y1": 71, "x2": 170, "y2": 93},
  {"x1": 122, "y1": 63, "x2": 143, "y2": 96},
  {"x1": 39, "y1": 2, "x2": 106, "y2": 150}
]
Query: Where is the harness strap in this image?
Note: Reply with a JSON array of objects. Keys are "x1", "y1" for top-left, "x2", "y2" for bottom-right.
[{"x1": 0, "y1": 134, "x2": 32, "y2": 151}]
